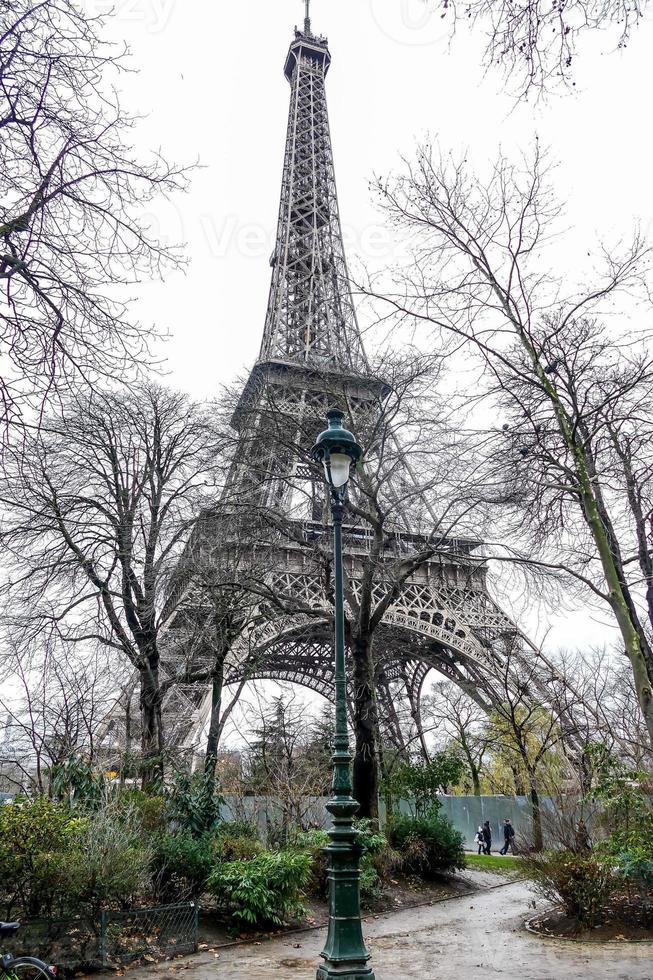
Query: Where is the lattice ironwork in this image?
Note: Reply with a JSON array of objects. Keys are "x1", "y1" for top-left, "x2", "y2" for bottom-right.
[{"x1": 260, "y1": 30, "x2": 365, "y2": 371}]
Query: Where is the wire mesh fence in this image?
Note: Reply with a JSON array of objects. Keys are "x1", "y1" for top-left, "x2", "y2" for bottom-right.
[
  {"x1": 2, "y1": 903, "x2": 199, "y2": 971},
  {"x1": 100, "y1": 902, "x2": 199, "y2": 967}
]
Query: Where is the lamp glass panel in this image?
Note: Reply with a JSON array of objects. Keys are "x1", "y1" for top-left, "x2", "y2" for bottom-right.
[{"x1": 329, "y1": 453, "x2": 351, "y2": 488}]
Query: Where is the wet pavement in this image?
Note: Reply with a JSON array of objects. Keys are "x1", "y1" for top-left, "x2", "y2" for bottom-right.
[{"x1": 117, "y1": 879, "x2": 653, "y2": 979}]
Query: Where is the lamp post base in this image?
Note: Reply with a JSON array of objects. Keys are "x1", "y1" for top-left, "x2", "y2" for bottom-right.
[
  {"x1": 316, "y1": 794, "x2": 375, "y2": 980},
  {"x1": 317, "y1": 965, "x2": 375, "y2": 980}
]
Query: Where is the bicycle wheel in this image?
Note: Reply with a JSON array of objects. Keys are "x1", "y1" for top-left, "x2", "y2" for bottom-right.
[{"x1": 4, "y1": 956, "x2": 55, "y2": 978}]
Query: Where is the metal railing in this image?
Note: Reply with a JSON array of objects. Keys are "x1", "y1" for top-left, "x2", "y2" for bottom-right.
[{"x1": 2, "y1": 902, "x2": 199, "y2": 971}]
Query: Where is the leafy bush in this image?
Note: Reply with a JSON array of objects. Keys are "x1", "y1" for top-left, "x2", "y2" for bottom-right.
[
  {"x1": 353, "y1": 819, "x2": 389, "y2": 899},
  {"x1": 523, "y1": 850, "x2": 619, "y2": 928},
  {"x1": 51, "y1": 756, "x2": 108, "y2": 810},
  {"x1": 167, "y1": 771, "x2": 223, "y2": 837},
  {"x1": 0, "y1": 797, "x2": 85, "y2": 918},
  {"x1": 213, "y1": 834, "x2": 264, "y2": 863},
  {"x1": 387, "y1": 810, "x2": 465, "y2": 877},
  {"x1": 611, "y1": 846, "x2": 653, "y2": 903},
  {"x1": 383, "y1": 755, "x2": 465, "y2": 817},
  {"x1": 207, "y1": 850, "x2": 311, "y2": 927},
  {"x1": 116, "y1": 789, "x2": 168, "y2": 833},
  {"x1": 215, "y1": 819, "x2": 260, "y2": 840},
  {"x1": 72, "y1": 807, "x2": 152, "y2": 916},
  {"x1": 0, "y1": 798, "x2": 151, "y2": 919},
  {"x1": 211, "y1": 819, "x2": 263, "y2": 863},
  {"x1": 153, "y1": 831, "x2": 213, "y2": 900},
  {"x1": 289, "y1": 829, "x2": 330, "y2": 898}
]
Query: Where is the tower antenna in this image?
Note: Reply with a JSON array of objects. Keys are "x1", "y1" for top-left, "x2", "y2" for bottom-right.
[{"x1": 304, "y1": 0, "x2": 311, "y2": 34}]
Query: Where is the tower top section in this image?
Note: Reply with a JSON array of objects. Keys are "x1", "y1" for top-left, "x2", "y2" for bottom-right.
[
  {"x1": 259, "y1": 23, "x2": 366, "y2": 373},
  {"x1": 284, "y1": 30, "x2": 331, "y2": 82}
]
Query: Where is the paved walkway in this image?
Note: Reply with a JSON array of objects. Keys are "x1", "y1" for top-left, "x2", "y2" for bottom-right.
[{"x1": 124, "y1": 880, "x2": 653, "y2": 979}]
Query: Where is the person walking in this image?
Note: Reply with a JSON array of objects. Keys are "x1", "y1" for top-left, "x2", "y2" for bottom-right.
[
  {"x1": 474, "y1": 825, "x2": 485, "y2": 855},
  {"x1": 482, "y1": 820, "x2": 492, "y2": 855},
  {"x1": 500, "y1": 818, "x2": 515, "y2": 855}
]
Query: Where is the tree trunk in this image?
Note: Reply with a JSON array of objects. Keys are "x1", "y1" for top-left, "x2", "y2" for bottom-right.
[
  {"x1": 139, "y1": 658, "x2": 163, "y2": 789},
  {"x1": 351, "y1": 633, "x2": 380, "y2": 819},
  {"x1": 402, "y1": 671, "x2": 430, "y2": 762},
  {"x1": 528, "y1": 774, "x2": 543, "y2": 851},
  {"x1": 204, "y1": 660, "x2": 225, "y2": 780},
  {"x1": 532, "y1": 361, "x2": 653, "y2": 747}
]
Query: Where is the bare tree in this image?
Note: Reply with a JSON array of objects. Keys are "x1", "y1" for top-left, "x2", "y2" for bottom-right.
[
  {"x1": 0, "y1": 637, "x2": 118, "y2": 794},
  {"x1": 372, "y1": 141, "x2": 653, "y2": 748},
  {"x1": 0, "y1": 383, "x2": 224, "y2": 784},
  {"x1": 0, "y1": 0, "x2": 188, "y2": 431},
  {"x1": 423, "y1": 683, "x2": 490, "y2": 795},
  {"x1": 239, "y1": 691, "x2": 331, "y2": 841},
  {"x1": 439, "y1": 0, "x2": 650, "y2": 99}
]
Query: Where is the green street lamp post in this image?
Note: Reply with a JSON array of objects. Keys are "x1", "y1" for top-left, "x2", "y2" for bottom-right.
[{"x1": 311, "y1": 409, "x2": 375, "y2": 980}]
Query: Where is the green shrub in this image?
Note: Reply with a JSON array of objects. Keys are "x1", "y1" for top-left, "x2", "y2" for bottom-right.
[
  {"x1": 387, "y1": 810, "x2": 465, "y2": 877},
  {"x1": 212, "y1": 834, "x2": 264, "y2": 863},
  {"x1": 353, "y1": 819, "x2": 389, "y2": 899},
  {"x1": 289, "y1": 829, "x2": 330, "y2": 898},
  {"x1": 115, "y1": 789, "x2": 168, "y2": 833},
  {"x1": 523, "y1": 850, "x2": 619, "y2": 928},
  {"x1": 153, "y1": 831, "x2": 213, "y2": 900},
  {"x1": 72, "y1": 809, "x2": 152, "y2": 916},
  {"x1": 383, "y1": 754, "x2": 465, "y2": 817},
  {"x1": 167, "y1": 771, "x2": 223, "y2": 837},
  {"x1": 0, "y1": 797, "x2": 85, "y2": 918},
  {"x1": 0, "y1": 798, "x2": 151, "y2": 919},
  {"x1": 611, "y1": 846, "x2": 653, "y2": 902},
  {"x1": 207, "y1": 850, "x2": 311, "y2": 927},
  {"x1": 217, "y1": 819, "x2": 260, "y2": 840}
]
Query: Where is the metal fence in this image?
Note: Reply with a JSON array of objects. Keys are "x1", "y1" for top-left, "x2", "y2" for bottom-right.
[
  {"x1": 219, "y1": 793, "x2": 558, "y2": 849},
  {"x1": 3, "y1": 902, "x2": 199, "y2": 971}
]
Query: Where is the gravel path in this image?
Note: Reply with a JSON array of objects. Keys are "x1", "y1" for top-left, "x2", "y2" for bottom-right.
[{"x1": 119, "y1": 879, "x2": 653, "y2": 979}]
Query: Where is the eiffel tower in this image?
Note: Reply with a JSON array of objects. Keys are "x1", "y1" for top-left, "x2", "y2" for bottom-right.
[{"x1": 155, "y1": 10, "x2": 572, "y2": 763}]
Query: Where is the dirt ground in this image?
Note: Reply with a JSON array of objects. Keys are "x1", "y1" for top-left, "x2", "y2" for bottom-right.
[{"x1": 112, "y1": 876, "x2": 653, "y2": 980}]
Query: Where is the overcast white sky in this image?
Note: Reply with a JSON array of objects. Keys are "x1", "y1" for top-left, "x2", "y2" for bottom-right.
[{"x1": 91, "y1": 0, "x2": 653, "y2": 658}]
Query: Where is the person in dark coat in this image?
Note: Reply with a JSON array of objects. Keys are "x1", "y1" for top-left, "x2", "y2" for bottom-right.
[
  {"x1": 482, "y1": 820, "x2": 492, "y2": 855},
  {"x1": 474, "y1": 825, "x2": 485, "y2": 855},
  {"x1": 500, "y1": 818, "x2": 515, "y2": 855}
]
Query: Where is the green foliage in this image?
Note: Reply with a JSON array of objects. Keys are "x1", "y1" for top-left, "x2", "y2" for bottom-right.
[
  {"x1": 384, "y1": 754, "x2": 465, "y2": 816},
  {"x1": 115, "y1": 789, "x2": 168, "y2": 833},
  {"x1": 51, "y1": 756, "x2": 107, "y2": 810},
  {"x1": 352, "y1": 818, "x2": 389, "y2": 899},
  {"x1": 167, "y1": 770, "x2": 223, "y2": 837},
  {"x1": 523, "y1": 850, "x2": 619, "y2": 928},
  {"x1": 212, "y1": 834, "x2": 264, "y2": 863},
  {"x1": 387, "y1": 810, "x2": 465, "y2": 877},
  {"x1": 0, "y1": 797, "x2": 85, "y2": 918},
  {"x1": 207, "y1": 850, "x2": 311, "y2": 927},
  {"x1": 0, "y1": 797, "x2": 151, "y2": 919},
  {"x1": 70, "y1": 807, "x2": 152, "y2": 917},
  {"x1": 153, "y1": 831, "x2": 213, "y2": 900},
  {"x1": 586, "y1": 744, "x2": 653, "y2": 851},
  {"x1": 289, "y1": 829, "x2": 330, "y2": 899},
  {"x1": 215, "y1": 818, "x2": 260, "y2": 840},
  {"x1": 611, "y1": 846, "x2": 653, "y2": 900}
]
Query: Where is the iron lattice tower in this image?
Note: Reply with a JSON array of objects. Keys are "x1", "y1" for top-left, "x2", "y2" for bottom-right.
[
  {"x1": 261, "y1": 28, "x2": 365, "y2": 372},
  {"x1": 143, "y1": 18, "x2": 570, "y2": 755}
]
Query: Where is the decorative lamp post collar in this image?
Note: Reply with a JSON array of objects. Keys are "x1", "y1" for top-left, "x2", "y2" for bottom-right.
[{"x1": 311, "y1": 408, "x2": 362, "y2": 494}]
